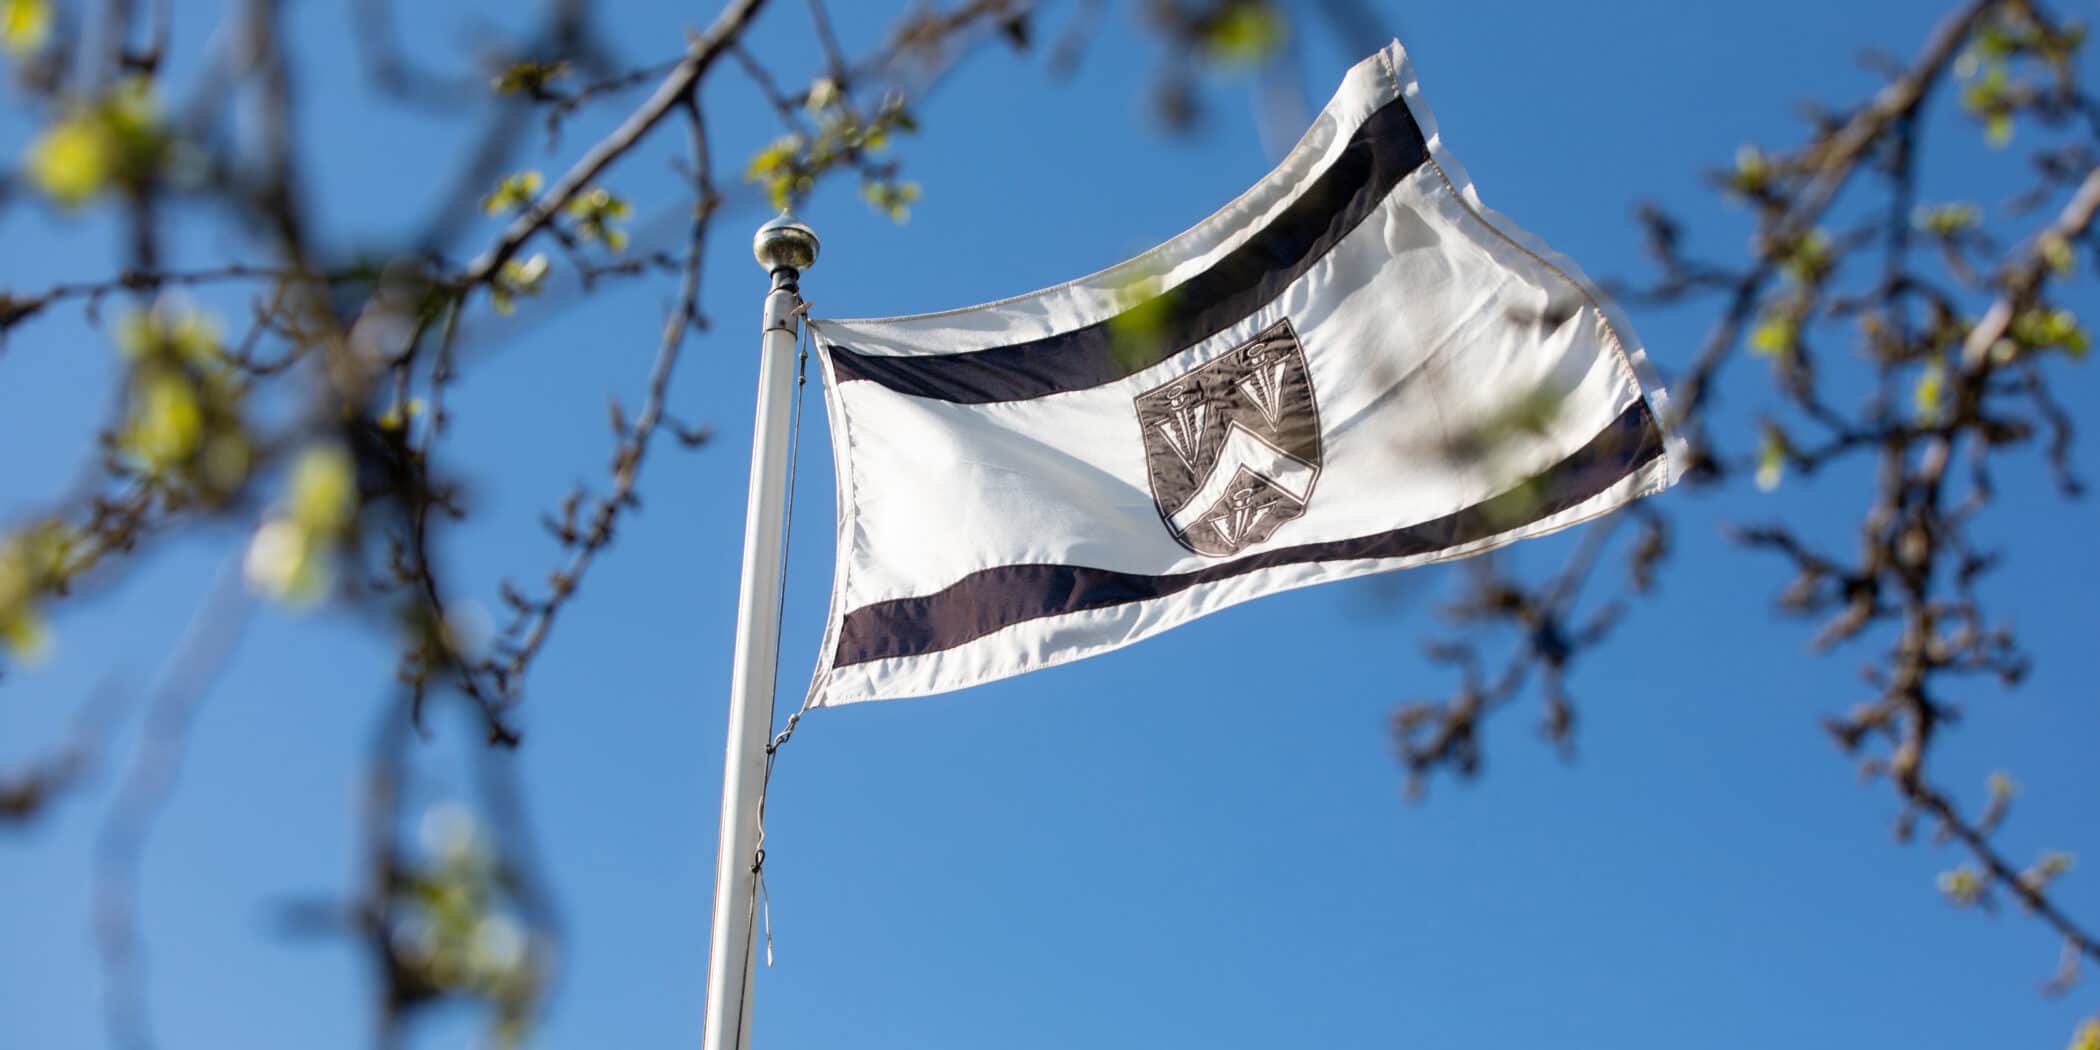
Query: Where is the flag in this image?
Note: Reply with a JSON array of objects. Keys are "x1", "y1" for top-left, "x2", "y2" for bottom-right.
[{"x1": 801, "y1": 39, "x2": 1683, "y2": 707}]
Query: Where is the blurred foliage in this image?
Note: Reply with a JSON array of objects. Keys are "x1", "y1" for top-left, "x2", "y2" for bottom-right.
[
  {"x1": 244, "y1": 444, "x2": 355, "y2": 607},
  {"x1": 1105, "y1": 268, "x2": 1175, "y2": 371},
  {"x1": 2072, "y1": 1018, "x2": 2100, "y2": 1050},
  {"x1": 1202, "y1": 2, "x2": 1287, "y2": 66},
  {"x1": 744, "y1": 90, "x2": 921, "y2": 221},
  {"x1": 384, "y1": 803, "x2": 546, "y2": 1047},
  {"x1": 490, "y1": 253, "x2": 551, "y2": 316},
  {"x1": 0, "y1": 0, "x2": 50, "y2": 58},
  {"x1": 24, "y1": 79, "x2": 169, "y2": 207},
  {"x1": 2, "y1": 1, "x2": 2097, "y2": 1048},
  {"x1": 1392, "y1": 8, "x2": 2100, "y2": 1044},
  {"x1": 113, "y1": 304, "x2": 251, "y2": 499},
  {"x1": 0, "y1": 520, "x2": 78, "y2": 664},
  {"x1": 563, "y1": 186, "x2": 632, "y2": 250},
  {"x1": 490, "y1": 60, "x2": 571, "y2": 98},
  {"x1": 481, "y1": 171, "x2": 545, "y2": 217}
]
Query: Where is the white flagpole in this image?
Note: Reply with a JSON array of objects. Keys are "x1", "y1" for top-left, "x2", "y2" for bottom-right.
[{"x1": 702, "y1": 213, "x2": 819, "y2": 1050}]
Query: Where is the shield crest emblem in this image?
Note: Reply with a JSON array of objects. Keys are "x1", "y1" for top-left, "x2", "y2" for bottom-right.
[{"x1": 1135, "y1": 319, "x2": 1323, "y2": 557}]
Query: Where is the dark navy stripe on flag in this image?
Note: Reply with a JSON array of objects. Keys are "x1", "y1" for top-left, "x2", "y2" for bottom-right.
[
  {"x1": 826, "y1": 97, "x2": 1430, "y2": 404},
  {"x1": 832, "y1": 402, "x2": 1664, "y2": 668}
]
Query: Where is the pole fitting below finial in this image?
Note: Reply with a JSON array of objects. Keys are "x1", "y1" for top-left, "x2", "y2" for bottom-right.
[{"x1": 753, "y1": 212, "x2": 819, "y2": 274}]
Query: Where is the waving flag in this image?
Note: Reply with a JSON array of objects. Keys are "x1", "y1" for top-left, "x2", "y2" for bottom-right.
[{"x1": 802, "y1": 40, "x2": 1682, "y2": 707}]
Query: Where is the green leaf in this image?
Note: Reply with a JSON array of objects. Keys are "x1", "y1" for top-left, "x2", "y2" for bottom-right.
[
  {"x1": 1750, "y1": 312, "x2": 1797, "y2": 357},
  {"x1": 2012, "y1": 307, "x2": 2089, "y2": 357},
  {"x1": 25, "y1": 113, "x2": 113, "y2": 206},
  {"x1": 1, "y1": 0, "x2": 52, "y2": 57},
  {"x1": 0, "y1": 604, "x2": 50, "y2": 665},
  {"x1": 1913, "y1": 358, "x2": 1946, "y2": 423},
  {"x1": 743, "y1": 135, "x2": 803, "y2": 182},
  {"x1": 1755, "y1": 432, "x2": 1785, "y2": 492},
  {"x1": 1986, "y1": 112, "x2": 2013, "y2": 148},
  {"x1": 1783, "y1": 229, "x2": 1833, "y2": 283},
  {"x1": 491, "y1": 253, "x2": 551, "y2": 315},
  {"x1": 861, "y1": 179, "x2": 922, "y2": 224},
  {"x1": 1913, "y1": 202, "x2": 1980, "y2": 236},
  {"x1": 2041, "y1": 233, "x2": 2076, "y2": 276},
  {"x1": 127, "y1": 373, "x2": 204, "y2": 470},
  {"x1": 2038, "y1": 851, "x2": 2075, "y2": 878},
  {"x1": 805, "y1": 76, "x2": 840, "y2": 114},
  {"x1": 481, "y1": 170, "x2": 544, "y2": 217},
  {"x1": 1727, "y1": 144, "x2": 1772, "y2": 196},
  {"x1": 1205, "y1": 2, "x2": 1285, "y2": 66},
  {"x1": 563, "y1": 186, "x2": 631, "y2": 250},
  {"x1": 289, "y1": 444, "x2": 355, "y2": 534},
  {"x1": 490, "y1": 60, "x2": 570, "y2": 96},
  {"x1": 1936, "y1": 864, "x2": 1985, "y2": 906}
]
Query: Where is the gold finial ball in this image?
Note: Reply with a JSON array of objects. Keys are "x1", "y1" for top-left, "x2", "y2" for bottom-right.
[{"x1": 753, "y1": 212, "x2": 819, "y2": 273}]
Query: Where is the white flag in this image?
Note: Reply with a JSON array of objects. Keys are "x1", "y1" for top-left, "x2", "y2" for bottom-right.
[{"x1": 803, "y1": 40, "x2": 1683, "y2": 707}]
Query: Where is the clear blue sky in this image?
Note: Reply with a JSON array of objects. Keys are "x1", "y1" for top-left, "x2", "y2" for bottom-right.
[{"x1": 5, "y1": 2, "x2": 2098, "y2": 1048}]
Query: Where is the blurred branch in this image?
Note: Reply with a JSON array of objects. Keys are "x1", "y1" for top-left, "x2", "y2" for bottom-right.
[
  {"x1": 1400, "y1": 0, "x2": 2100, "y2": 1011},
  {"x1": 0, "y1": 677, "x2": 130, "y2": 825},
  {"x1": 92, "y1": 558, "x2": 253, "y2": 1050},
  {"x1": 483, "y1": 96, "x2": 720, "y2": 704},
  {"x1": 18, "y1": 0, "x2": 2092, "y2": 1044},
  {"x1": 456, "y1": 0, "x2": 769, "y2": 289},
  {"x1": 0, "y1": 263, "x2": 369, "y2": 338}
]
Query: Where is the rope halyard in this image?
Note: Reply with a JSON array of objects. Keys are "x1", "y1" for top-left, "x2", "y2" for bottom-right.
[{"x1": 752, "y1": 297, "x2": 815, "y2": 969}]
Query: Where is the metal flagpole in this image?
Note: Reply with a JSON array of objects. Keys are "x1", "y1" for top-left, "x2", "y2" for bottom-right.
[{"x1": 702, "y1": 213, "x2": 819, "y2": 1050}]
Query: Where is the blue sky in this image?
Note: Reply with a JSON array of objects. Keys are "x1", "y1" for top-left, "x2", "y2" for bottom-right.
[{"x1": 4, "y1": 1, "x2": 2098, "y2": 1048}]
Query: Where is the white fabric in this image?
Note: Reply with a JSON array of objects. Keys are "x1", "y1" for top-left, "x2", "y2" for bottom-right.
[{"x1": 803, "y1": 40, "x2": 1682, "y2": 706}]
